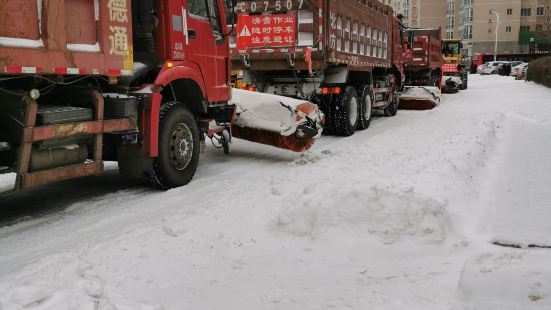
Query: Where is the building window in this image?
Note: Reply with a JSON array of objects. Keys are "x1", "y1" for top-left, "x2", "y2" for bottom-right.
[
  {"x1": 447, "y1": 1, "x2": 455, "y2": 14},
  {"x1": 447, "y1": 16, "x2": 454, "y2": 29},
  {"x1": 537, "y1": 7, "x2": 544, "y2": 16},
  {"x1": 521, "y1": 8, "x2": 531, "y2": 17},
  {"x1": 507, "y1": 8, "x2": 512, "y2": 15},
  {"x1": 462, "y1": 25, "x2": 472, "y2": 39},
  {"x1": 520, "y1": 26, "x2": 530, "y2": 32},
  {"x1": 446, "y1": 31, "x2": 453, "y2": 39},
  {"x1": 536, "y1": 24, "x2": 543, "y2": 31},
  {"x1": 505, "y1": 25, "x2": 512, "y2": 32},
  {"x1": 467, "y1": 8, "x2": 474, "y2": 22}
]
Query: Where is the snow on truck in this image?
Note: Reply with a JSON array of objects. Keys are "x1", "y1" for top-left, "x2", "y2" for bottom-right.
[
  {"x1": 230, "y1": 0, "x2": 406, "y2": 136},
  {"x1": 0, "y1": 0, "x2": 322, "y2": 192}
]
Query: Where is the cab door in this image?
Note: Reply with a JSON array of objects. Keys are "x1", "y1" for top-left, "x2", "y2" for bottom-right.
[{"x1": 184, "y1": 0, "x2": 230, "y2": 102}]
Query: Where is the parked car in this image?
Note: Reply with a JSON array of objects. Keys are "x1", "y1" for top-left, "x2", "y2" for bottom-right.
[
  {"x1": 515, "y1": 63, "x2": 529, "y2": 80},
  {"x1": 511, "y1": 62, "x2": 528, "y2": 77},
  {"x1": 479, "y1": 61, "x2": 506, "y2": 75}
]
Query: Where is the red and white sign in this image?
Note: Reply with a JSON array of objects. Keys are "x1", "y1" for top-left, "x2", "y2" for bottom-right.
[{"x1": 236, "y1": 13, "x2": 297, "y2": 50}]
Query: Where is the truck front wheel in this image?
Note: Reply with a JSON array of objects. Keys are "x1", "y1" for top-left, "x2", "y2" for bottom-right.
[
  {"x1": 152, "y1": 102, "x2": 200, "y2": 188},
  {"x1": 384, "y1": 90, "x2": 399, "y2": 117}
]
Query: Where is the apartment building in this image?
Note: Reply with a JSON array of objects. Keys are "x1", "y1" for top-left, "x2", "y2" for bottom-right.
[{"x1": 387, "y1": 0, "x2": 551, "y2": 55}]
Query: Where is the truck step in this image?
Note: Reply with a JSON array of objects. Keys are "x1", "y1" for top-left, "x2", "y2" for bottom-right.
[
  {"x1": 4, "y1": 105, "x2": 93, "y2": 126},
  {"x1": 16, "y1": 161, "x2": 103, "y2": 190}
]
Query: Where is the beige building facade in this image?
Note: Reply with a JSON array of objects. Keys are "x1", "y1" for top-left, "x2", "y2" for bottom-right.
[{"x1": 383, "y1": 0, "x2": 551, "y2": 55}]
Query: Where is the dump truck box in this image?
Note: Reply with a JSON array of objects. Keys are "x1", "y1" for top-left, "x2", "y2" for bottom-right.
[
  {"x1": 0, "y1": 0, "x2": 132, "y2": 76},
  {"x1": 231, "y1": 0, "x2": 394, "y2": 71}
]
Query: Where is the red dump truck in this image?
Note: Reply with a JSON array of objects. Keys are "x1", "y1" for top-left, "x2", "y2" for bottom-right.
[
  {"x1": 0, "y1": 0, "x2": 239, "y2": 191},
  {"x1": 402, "y1": 28, "x2": 443, "y2": 88},
  {"x1": 399, "y1": 27, "x2": 444, "y2": 109},
  {"x1": 230, "y1": 0, "x2": 405, "y2": 136}
]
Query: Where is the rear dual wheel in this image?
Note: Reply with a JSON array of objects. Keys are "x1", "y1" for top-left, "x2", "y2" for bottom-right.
[
  {"x1": 331, "y1": 86, "x2": 359, "y2": 136},
  {"x1": 357, "y1": 85, "x2": 373, "y2": 130}
]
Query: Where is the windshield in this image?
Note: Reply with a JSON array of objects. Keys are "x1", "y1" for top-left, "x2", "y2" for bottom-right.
[{"x1": 443, "y1": 42, "x2": 461, "y2": 55}]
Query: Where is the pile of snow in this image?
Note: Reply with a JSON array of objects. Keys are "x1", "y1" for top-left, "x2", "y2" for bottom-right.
[
  {"x1": 275, "y1": 185, "x2": 450, "y2": 243},
  {"x1": 481, "y1": 114, "x2": 551, "y2": 247}
]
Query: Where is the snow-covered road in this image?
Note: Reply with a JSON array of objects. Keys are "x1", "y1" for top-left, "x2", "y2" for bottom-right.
[{"x1": 0, "y1": 75, "x2": 550, "y2": 310}]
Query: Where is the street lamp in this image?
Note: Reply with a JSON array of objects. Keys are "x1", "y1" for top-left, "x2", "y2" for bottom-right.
[{"x1": 489, "y1": 9, "x2": 501, "y2": 61}]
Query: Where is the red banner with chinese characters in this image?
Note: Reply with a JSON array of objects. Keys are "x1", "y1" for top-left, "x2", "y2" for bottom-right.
[{"x1": 236, "y1": 13, "x2": 297, "y2": 50}]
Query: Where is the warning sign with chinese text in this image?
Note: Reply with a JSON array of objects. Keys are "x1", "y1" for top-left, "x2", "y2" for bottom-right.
[{"x1": 236, "y1": 13, "x2": 297, "y2": 50}]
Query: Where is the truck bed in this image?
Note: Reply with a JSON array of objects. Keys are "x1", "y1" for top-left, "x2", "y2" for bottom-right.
[
  {"x1": 231, "y1": 0, "x2": 393, "y2": 71},
  {"x1": 0, "y1": 0, "x2": 133, "y2": 76}
]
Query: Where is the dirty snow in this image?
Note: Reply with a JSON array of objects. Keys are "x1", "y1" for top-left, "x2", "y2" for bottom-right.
[{"x1": 0, "y1": 75, "x2": 550, "y2": 310}]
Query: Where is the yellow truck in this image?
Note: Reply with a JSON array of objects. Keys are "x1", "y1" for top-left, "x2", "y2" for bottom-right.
[{"x1": 442, "y1": 39, "x2": 468, "y2": 92}]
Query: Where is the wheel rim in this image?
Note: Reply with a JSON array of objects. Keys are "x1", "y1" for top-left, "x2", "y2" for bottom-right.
[
  {"x1": 349, "y1": 96, "x2": 358, "y2": 126},
  {"x1": 364, "y1": 94, "x2": 372, "y2": 121},
  {"x1": 169, "y1": 123, "x2": 194, "y2": 171}
]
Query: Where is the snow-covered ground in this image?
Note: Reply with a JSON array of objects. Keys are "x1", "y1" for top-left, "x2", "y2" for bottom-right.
[{"x1": 0, "y1": 75, "x2": 550, "y2": 310}]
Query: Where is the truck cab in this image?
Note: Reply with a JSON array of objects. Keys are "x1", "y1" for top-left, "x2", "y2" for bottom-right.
[{"x1": 0, "y1": 0, "x2": 236, "y2": 191}]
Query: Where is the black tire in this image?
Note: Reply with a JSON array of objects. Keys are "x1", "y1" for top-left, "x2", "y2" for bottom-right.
[
  {"x1": 331, "y1": 86, "x2": 359, "y2": 136},
  {"x1": 461, "y1": 73, "x2": 468, "y2": 90},
  {"x1": 384, "y1": 90, "x2": 399, "y2": 117},
  {"x1": 222, "y1": 129, "x2": 231, "y2": 155},
  {"x1": 319, "y1": 95, "x2": 337, "y2": 135},
  {"x1": 152, "y1": 102, "x2": 200, "y2": 188},
  {"x1": 357, "y1": 85, "x2": 373, "y2": 130}
]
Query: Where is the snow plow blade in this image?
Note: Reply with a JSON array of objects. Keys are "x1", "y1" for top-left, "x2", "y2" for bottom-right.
[
  {"x1": 230, "y1": 89, "x2": 324, "y2": 152},
  {"x1": 399, "y1": 86, "x2": 442, "y2": 110},
  {"x1": 441, "y1": 76, "x2": 462, "y2": 94}
]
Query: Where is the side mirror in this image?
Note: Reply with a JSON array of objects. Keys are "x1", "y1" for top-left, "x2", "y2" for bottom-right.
[{"x1": 227, "y1": 0, "x2": 237, "y2": 8}]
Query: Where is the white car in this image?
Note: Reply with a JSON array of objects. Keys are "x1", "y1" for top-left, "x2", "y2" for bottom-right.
[
  {"x1": 510, "y1": 62, "x2": 528, "y2": 77},
  {"x1": 479, "y1": 62, "x2": 505, "y2": 75}
]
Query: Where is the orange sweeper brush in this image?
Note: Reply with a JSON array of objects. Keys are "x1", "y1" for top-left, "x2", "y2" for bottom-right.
[{"x1": 230, "y1": 89, "x2": 324, "y2": 153}]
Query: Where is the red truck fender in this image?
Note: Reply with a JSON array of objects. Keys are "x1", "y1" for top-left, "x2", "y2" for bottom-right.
[{"x1": 142, "y1": 61, "x2": 208, "y2": 157}]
